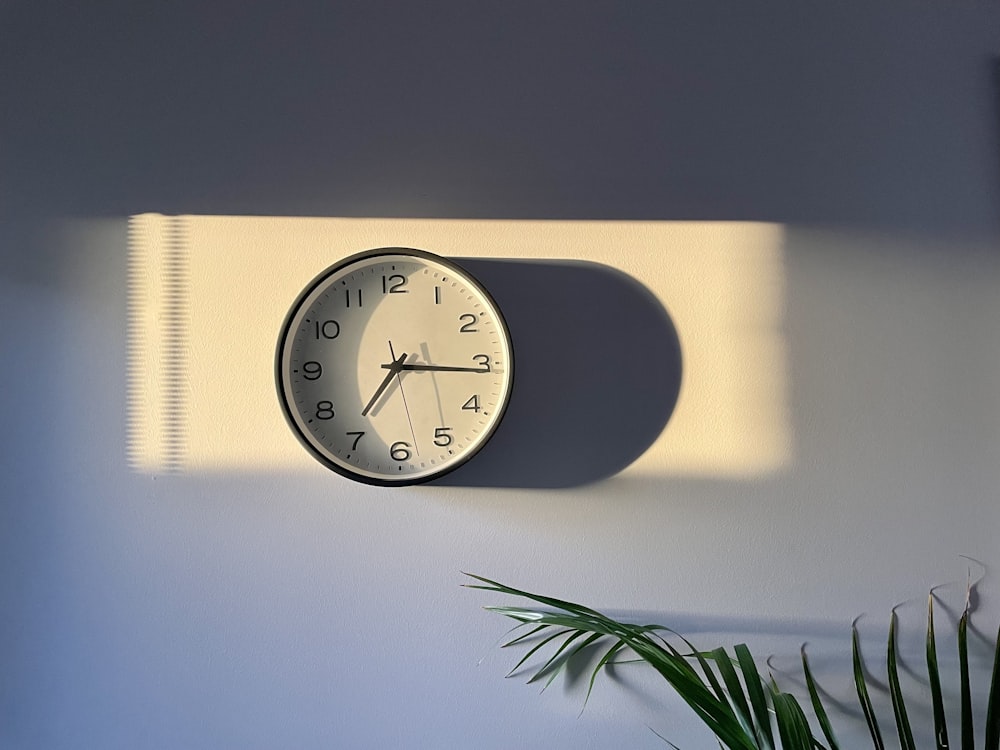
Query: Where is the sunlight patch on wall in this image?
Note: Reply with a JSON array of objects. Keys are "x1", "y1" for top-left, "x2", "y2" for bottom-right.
[{"x1": 127, "y1": 215, "x2": 790, "y2": 478}]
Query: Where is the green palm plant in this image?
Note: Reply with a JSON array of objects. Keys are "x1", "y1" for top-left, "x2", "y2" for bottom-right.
[{"x1": 466, "y1": 574, "x2": 1000, "y2": 750}]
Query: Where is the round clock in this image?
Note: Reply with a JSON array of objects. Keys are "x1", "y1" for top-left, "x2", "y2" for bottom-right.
[{"x1": 276, "y1": 248, "x2": 514, "y2": 485}]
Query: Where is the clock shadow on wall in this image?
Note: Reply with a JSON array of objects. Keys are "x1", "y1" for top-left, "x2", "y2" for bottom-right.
[{"x1": 433, "y1": 259, "x2": 681, "y2": 489}]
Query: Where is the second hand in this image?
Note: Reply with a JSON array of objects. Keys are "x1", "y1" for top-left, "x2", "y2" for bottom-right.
[{"x1": 388, "y1": 341, "x2": 418, "y2": 456}]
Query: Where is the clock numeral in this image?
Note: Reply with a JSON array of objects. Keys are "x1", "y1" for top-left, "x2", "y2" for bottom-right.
[
  {"x1": 345, "y1": 288, "x2": 363, "y2": 307},
  {"x1": 316, "y1": 401, "x2": 335, "y2": 420},
  {"x1": 459, "y1": 313, "x2": 478, "y2": 333},
  {"x1": 382, "y1": 274, "x2": 408, "y2": 294},
  {"x1": 434, "y1": 286, "x2": 441, "y2": 304},
  {"x1": 302, "y1": 361, "x2": 322, "y2": 380},
  {"x1": 390, "y1": 441, "x2": 412, "y2": 462},
  {"x1": 346, "y1": 431, "x2": 365, "y2": 451},
  {"x1": 314, "y1": 320, "x2": 340, "y2": 339},
  {"x1": 461, "y1": 395, "x2": 481, "y2": 413},
  {"x1": 472, "y1": 354, "x2": 491, "y2": 372},
  {"x1": 433, "y1": 427, "x2": 453, "y2": 447}
]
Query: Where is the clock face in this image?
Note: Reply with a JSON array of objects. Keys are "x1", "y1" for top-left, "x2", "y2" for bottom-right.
[{"x1": 276, "y1": 248, "x2": 514, "y2": 485}]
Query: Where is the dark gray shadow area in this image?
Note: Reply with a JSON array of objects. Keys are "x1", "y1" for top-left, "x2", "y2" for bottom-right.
[
  {"x1": 432, "y1": 259, "x2": 681, "y2": 489},
  {"x1": 995, "y1": 57, "x2": 1000, "y2": 203},
  {"x1": 2, "y1": 4, "x2": 998, "y2": 236}
]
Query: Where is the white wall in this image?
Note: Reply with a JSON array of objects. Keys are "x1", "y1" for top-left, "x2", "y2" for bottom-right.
[{"x1": 3, "y1": 4, "x2": 999, "y2": 748}]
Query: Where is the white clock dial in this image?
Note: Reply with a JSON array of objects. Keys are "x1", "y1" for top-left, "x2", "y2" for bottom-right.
[{"x1": 276, "y1": 248, "x2": 514, "y2": 485}]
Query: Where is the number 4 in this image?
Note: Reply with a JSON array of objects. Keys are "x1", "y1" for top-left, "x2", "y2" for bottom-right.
[{"x1": 462, "y1": 395, "x2": 480, "y2": 413}]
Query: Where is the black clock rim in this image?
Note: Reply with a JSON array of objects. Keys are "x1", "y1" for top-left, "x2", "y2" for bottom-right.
[{"x1": 274, "y1": 246, "x2": 515, "y2": 487}]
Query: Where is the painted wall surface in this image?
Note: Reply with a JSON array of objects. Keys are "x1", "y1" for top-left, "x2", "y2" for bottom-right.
[{"x1": 3, "y1": 4, "x2": 999, "y2": 748}]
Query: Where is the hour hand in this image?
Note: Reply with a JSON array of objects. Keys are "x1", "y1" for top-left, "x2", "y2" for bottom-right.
[
  {"x1": 362, "y1": 351, "x2": 407, "y2": 416},
  {"x1": 381, "y1": 362, "x2": 489, "y2": 373}
]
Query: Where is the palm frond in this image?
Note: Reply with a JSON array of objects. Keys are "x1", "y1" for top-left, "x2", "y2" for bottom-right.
[
  {"x1": 467, "y1": 574, "x2": 813, "y2": 750},
  {"x1": 468, "y1": 572, "x2": 1000, "y2": 750}
]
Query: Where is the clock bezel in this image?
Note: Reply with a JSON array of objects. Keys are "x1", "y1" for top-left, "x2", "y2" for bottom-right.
[{"x1": 275, "y1": 247, "x2": 515, "y2": 486}]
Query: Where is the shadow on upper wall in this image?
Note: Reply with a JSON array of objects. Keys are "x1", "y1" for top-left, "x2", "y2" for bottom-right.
[{"x1": 1, "y1": 3, "x2": 998, "y2": 241}]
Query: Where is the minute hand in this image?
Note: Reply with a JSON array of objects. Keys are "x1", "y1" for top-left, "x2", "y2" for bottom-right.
[{"x1": 382, "y1": 363, "x2": 489, "y2": 373}]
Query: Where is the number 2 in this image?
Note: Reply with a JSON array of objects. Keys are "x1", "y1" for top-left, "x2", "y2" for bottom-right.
[{"x1": 459, "y1": 313, "x2": 478, "y2": 333}]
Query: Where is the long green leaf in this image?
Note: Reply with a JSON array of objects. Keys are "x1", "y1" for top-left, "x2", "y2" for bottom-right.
[
  {"x1": 959, "y1": 603, "x2": 974, "y2": 750},
  {"x1": 712, "y1": 647, "x2": 757, "y2": 742},
  {"x1": 531, "y1": 630, "x2": 590, "y2": 686},
  {"x1": 648, "y1": 724, "x2": 684, "y2": 749},
  {"x1": 853, "y1": 621, "x2": 886, "y2": 750},
  {"x1": 502, "y1": 626, "x2": 570, "y2": 678},
  {"x1": 887, "y1": 609, "x2": 916, "y2": 750},
  {"x1": 501, "y1": 622, "x2": 552, "y2": 648},
  {"x1": 618, "y1": 633, "x2": 745, "y2": 743},
  {"x1": 682, "y1": 639, "x2": 762, "y2": 750},
  {"x1": 465, "y1": 574, "x2": 609, "y2": 619},
  {"x1": 691, "y1": 644, "x2": 732, "y2": 709},
  {"x1": 626, "y1": 635, "x2": 758, "y2": 750},
  {"x1": 539, "y1": 633, "x2": 605, "y2": 694},
  {"x1": 585, "y1": 639, "x2": 626, "y2": 706},
  {"x1": 770, "y1": 684, "x2": 816, "y2": 750},
  {"x1": 801, "y1": 646, "x2": 839, "y2": 750},
  {"x1": 985, "y1": 624, "x2": 1000, "y2": 750},
  {"x1": 661, "y1": 634, "x2": 755, "y2": 738},
  {"x1": 736, "y1": 644, "x2": 775, "y2": 750},
  {"x1": 926, "y1": 593, "x2": 950, "y2": 750}
]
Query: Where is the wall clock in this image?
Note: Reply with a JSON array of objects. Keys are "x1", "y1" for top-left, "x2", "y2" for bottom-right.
[{"x1": 276, "y1": 248, "x2": 514, "y2": 485}]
